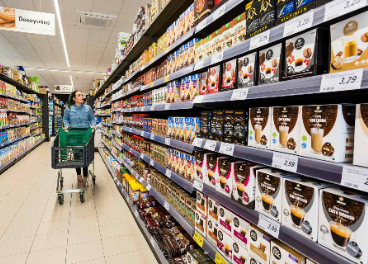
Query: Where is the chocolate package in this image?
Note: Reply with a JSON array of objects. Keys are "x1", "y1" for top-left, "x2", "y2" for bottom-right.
[
  {"x1": 283, "y1": 28, "x2": 329, "y2": 80},
  {"x1": 238, "y1": 52, "x2": 257, "y2": 88},
  {"x1": 207, "y1": 65, "x2": 221, "y2": 94},
  {"x1": 221, "y1": 59, "x2": 237, "y2": 91},
  {"x1": 258, "y1": 43, "x2": 283, "y2": 85}
]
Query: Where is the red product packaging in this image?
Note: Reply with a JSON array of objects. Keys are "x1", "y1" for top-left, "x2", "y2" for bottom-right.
[{"x1": 207, "y1": 65, "x2": 221, "y2": 93}]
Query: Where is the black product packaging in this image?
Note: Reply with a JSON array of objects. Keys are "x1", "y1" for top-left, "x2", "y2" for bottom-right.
[
  {"x1": 246, "y1": 0, "x2": 276, "y2": 37},
  {"x1": 238, "y1": 52, "x2": 258, "y2": 88},
  {"x1": 316, "y1": 0, "x2": 331, "y2": 6},
  {"x1": 258, "y1": 43, "x2": 284, "y2": 85},
  {"x1": 209, "y1": 111, "x2": 217, "y2": 140},
  {"x1": 283, "y1": 28, "x2": 329, "y2": 81},
  {"x1": 246, "y1": 0, "x2": 260, "y2": 34},
  {"x1": 198, "y1": 111, "x2": 212, "y2": 138},
  {"x1": 276, "y1": 0, "x2": 295, "y2": 19},
  {"x1": 233, "y1": 110, "x2": 248, "y2": 145},
  {"x1": 215, "y1": 110, "x2": 224, "y2": 142},
  {"x1": 221, "y1": 59, "x2": 238, "y2": 91},
  {"x1": 223, "y1": 110, "x2": 235, "y2": 143}
]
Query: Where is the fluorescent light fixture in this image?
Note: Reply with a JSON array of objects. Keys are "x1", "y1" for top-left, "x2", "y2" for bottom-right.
[
  {"x1": 54, "y1": 0, "x2": 70, "y2": 67},
  {"x1": 24, "y1": 67, "x2": 104, "y2": 75},
  {"x1": 70, "y1": 75, "x2": 74, "y2": 90}
]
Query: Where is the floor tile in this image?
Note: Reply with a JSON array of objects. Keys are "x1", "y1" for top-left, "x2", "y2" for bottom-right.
[
  {"x1": 26, "y1": 246, "x2": 67, "y2": 264},
  {"x1": 41, "y1": 209, "x2": 70, "y2": 223},
  {"x1": 1, "y1": 223, "x2": 39, "y2": 240},
  {"x1": 37, "y1": 220, "x2": 69, "y2": 235},
  {"x1": 0, "y1": 237, "x2": 34, "y2": 257},
  {"x1": 69, "y1": 215, "x2": 99, "y2": 230},
  {"x1": 66, "y1": 240, "x2": 104, "y2": 264},
  {"x1": 0, "y1": 207, "x2": 19, "y2": 218},
  {"x1": 10, "y1": 212, "x2": 44, "y2": 226},
  {"x1": 68, "y1": 226, "x2": 101, "y2": 245},
  {"x1": 71, "y1": 257, "x2": 106, "y2": 264},
  {"x1": 99, "y1": 222, "x2": 137, "y2": 239},
  {"x1": 31, "y1": 231, "x2": 68, "y2": 252},
  {"x1": 97, "y1": 212, "x2": 128, "y2": 226},
  {"x1": 0, "y1": 253, "x2": 28, "y2": 264},
  {"x1": 105, "y1": 251, "x2": 146, "y2": 264},
  {"x1": 102, "y1": 235, "x2": 141, "y2": 257}
]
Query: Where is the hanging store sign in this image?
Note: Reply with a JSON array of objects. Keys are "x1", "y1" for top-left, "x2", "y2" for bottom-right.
[{"x1": 54, "y1": 85, "x2": 73, "y2": 93}]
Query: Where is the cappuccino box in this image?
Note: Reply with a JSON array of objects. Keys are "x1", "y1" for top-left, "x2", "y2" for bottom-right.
[
  {"x1": 283, "y1": 28, "x2": 329, "y2": 81},
  {"x1": 248, "y1": 225, "x2": 274, "y2": 264},
  {"x1": 282, "y1": 176, "x2": 332, "y2": 241},
  {"x1": 234, "y1": 110, "x2": 249, "y2": 145},
  {"x1": 255, "y1": 168, "x2": 295, "y2": 222},
  {"x1": 318, "y1": 187, "x2": 368, "y2": 264},
  {"x1": 299, "y1": 104, "x2": 355, "y2": 162},
  {"x1": 258, "y1": 43, "x2": 283, "y2": 85},
  {"x1": 194, "y1": 150, "x2": 208, "y2": 182},
  {"x1": 270, "y1": 240, "x2": 306, "y2": 264},
  {"x1": 233, "y1": 214, "x2": 250, "y2": 250},
  {"x1": 208, "y1": 196, "x2": 220, "y2": 221},
  {"x1": 216, "y1": 157, "x2": 237, "y2": 197},
  {"x1": 238, "y1": 52, "x2": 257, "y2": 88},
  {"x1": 223, "y1": 110, "x2": 235, "y2": 143},
  {"x1": 271, "y1": 106, "x2": 302, "y2": 154},
  {"x1": 217, "y1": 227, "x2": 233, "y2": 262},
  {"x1": 330, "y1": 11, "x2": 368, "y2": 73},
  {"x1": 354, "y1": 104, "x2": 368, "y2": 167},
  {"x1": 248, "y1": 107, "x2": 272, "y2": 149},
  {"x1": 205, "y1": 153, "x2": 218, "y2": 187},
  {"x1": 221, "y1": 59, "x2": 237, "y2": 91},
  {"x1": 207, "y1": 216, "x2": 219, "y2": 247},
  {"x1": 218, "y1": 204, "x2": 234, "y2": 236},
  {"x1": 196, "y1": 190, "x2": 208, "y2": 216},
  {"x1": 195, "y1": 210, "x2": 207, "y2": 237},
  {"x1": 233, "y1": 241, "x2": 249, "y2": 264}
]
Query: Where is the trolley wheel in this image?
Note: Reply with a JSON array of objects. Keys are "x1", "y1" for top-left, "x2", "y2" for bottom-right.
[
  {"x1": 60, "y1": 177, "x2": 63, "y2": 190},
  {"x1": 92, "y1": 176, "x2": 96, "y2": 185},
  {"x1": 80, "y1": 192, "x2": 85, "y2": 203},
  {"x1": 58, "y1": 194, "x2": 64, "y2": 205}
]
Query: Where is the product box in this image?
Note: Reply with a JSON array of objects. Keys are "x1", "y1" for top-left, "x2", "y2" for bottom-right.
[
  {"x1": 187, "y1": 248, "x2": 211, "y2": 264},
  {"x1": 233, "y1": 214, "x2": 250, "y2": 250},
  {"x1": 270, "y1": 240, "x2": 306, "y2": 264},
  {"x1": 248, "y1": 107, "x2": 272, "y2": 149},
  {"x1": 203, "y1": 35, "x2": 213, "y2": 59},
  {"x1": 196, "y1": 190, "x2": 208, "y2": 216},
  {"x1": 217, "y1": 228, "x2": 233, "y2": 262},
  {"x1": 209, "y1": 111, "x2": 217, "y2": 140},
  {"x1": 232, "y1": 12, "x2": 246, "y2": 47},
  {"x1": 354, "y1": 104, "x2": 368, "y2": 167},
  {"x1": 238, "y1": 52, "x2": 257, "y2": 88},
  {"x1": 258, "y1": 43, "x2": 283, "y2": 85},
  {"x1": 283, "y1": 176, "x2": 332, "y2": 241},
  {"x1": 194, "y1": 0, "x2": 214, "y2": 22},
  {"x1": 212, "y1": 28, "x2": 223, "y2": 55},
  {"x1": 232, "y1": 162, "x2": 264, "y2": 208},
  {"x1": 255, "y1": 168, "x2": 295, "y2": 222},
  {"x1": 218, "y1": 204, "x2": 233, "y2": 236},
  {"x1": 318, "y1": 187, "x2": 368, "y2": 264},
  {"x1": 248, "y1": 225, "x2": 274, "y2": 264},
  {"x1": 223, "y1": 110, "x2": 235, "y2": 143},
  {"x1": 195, "y1": 150, "x2": 207, "y2": 182},
  {"x1": 180, "y1": 78, "x2": 186, "y2": 102},
  {"x1": 207, "y1": 65, "x2": 221, "y2": 94},
  {"x1": 216, "y1": 157, "x2": 237, "y2": 197},
  {"x1": 284, "y1": 28, "x2": 329, "y2": 80},
  {"x1": 215, "y1": 110, "x2": 224, "y2": 142},
  {"x1": 233, "y1": 242, "x2": 249, "y2": 264},
  {"x1": 208, "y1": 196, "x2": 220, "y2": 221},
  {"x1": 199, "y1": 111, "x2": 211, "y2": 138},
  {"x1": 207, "y1": 216, "x2": 219, "y2": 247},
  {"x1": 246, "y1": 0, "x2": 276, "y2": 36},
  {"x1": 246, "y1": 0, "x2": 260, "y2": 34},
  {"x1": 234, "y1": 110, "x2": 249, "y2": 145},
  {"x1": 195, "y1": 210, "x2": 207, "y2": 237},
  {"x1": 299, "y1": 104, "x2": 355, "y2": 162},
  {"x1": 276, "y1": 0, "x2": 295, "y2": 19},
  {"x1": 271, "y1": 106, "x2": 302, "y2": 154},
  {"x1": 222, "y1": 59, "x2": 237, "y2": 91},
  {"x1": 191, "y1": 74, "x2": 200, "y2": 100},
  {"x1": 186, "y1": 197, "x2": 196, "y2": 226},
  {"x1": 306, "y1": 259, "x2": 317, "y2": 264},
  {"x1": 330, "y1": 11, "x2": 368, "y2": 73},
  {"x1": 205, "y1": 153, "x2": 218, "y2": 187},
  {"x1": 222, "y1": 21, "x2": 234, "y2": 51},
  {"x1": 190, "y1": 117, "x2": 201, "y2": 143},
  {"x1": 200, "y1": 71, "x2": 208, "y2": 95},
  {"x1": 195, "y1": 39, "x2": 203, "y2": 63}
]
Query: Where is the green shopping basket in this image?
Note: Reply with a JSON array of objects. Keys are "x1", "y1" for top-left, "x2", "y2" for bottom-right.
[{"x1": 59, "y1": 127, "x2": 93, "y2": 147}]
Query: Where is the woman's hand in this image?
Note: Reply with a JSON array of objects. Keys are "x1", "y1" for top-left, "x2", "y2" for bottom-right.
[
  {"x1": 64, "y1": 126, "x2": 69, "y2": 131},
  {"x1": 91, "y1": 126, "x2": 97, "y2": 130}
]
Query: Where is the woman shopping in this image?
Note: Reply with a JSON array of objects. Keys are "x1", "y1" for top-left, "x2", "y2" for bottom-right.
[{"x1": 63, "y1": 91, "x2": 96, "y2": 182}]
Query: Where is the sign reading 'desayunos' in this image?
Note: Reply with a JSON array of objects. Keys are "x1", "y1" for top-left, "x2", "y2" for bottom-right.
[
  {"x1": 0, "y1": 7, "x2": 55, "y2": 36},
  {"x1": 54, "y1": 85, "x2": 73, "y2": 93}
]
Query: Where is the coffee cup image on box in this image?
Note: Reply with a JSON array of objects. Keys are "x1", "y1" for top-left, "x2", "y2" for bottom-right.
[
  {"x1": 249, "y1": 107, "x2": 270, "y2": 148},
  {"x1": 259, "y1": 43, "x2": 282, "y2": 85}
]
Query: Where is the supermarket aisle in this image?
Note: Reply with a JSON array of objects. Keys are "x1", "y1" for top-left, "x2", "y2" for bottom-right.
[{"x1": 0, "y1": 140, "x2": 159, "y2": 264}]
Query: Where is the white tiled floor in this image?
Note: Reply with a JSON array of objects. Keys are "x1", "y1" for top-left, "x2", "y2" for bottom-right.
[{"x1": 0, "y1": 140, "x2": 159, "y2": 264}]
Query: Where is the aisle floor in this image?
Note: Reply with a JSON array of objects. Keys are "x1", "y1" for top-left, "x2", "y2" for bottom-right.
[{"x1": 0, "y1": 140, "x2": 159, "y2": 264}]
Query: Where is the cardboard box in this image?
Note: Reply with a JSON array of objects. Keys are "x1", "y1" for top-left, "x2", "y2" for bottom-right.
[
  {"x1": 203, "y1": 35, "x2": 213, "y2": 59},
  {"x1": 187, "y1": 248, "x2": 211, "y2": 264},
  {"x1": 209, "y1": 112, "x2": 217, "y2": 140},
  {"x1": 276, "y1": 0, "x2": 295, "y2": 19},
  {"x1": 191, "y1": 74, "x2": 200, "y2": 100},
  {"x1": 248, "y1": 107, "x2": 272, "y2": 149},
  {"x1": 195, "y1": 38, "x2": 204, "y2": 63},
  {"x1": 222, "y1": 59, "x2": 237, "y2": 91},
  {"x1": 195, "y1": 210, "x2": 207, "y2": 237},
  {"x1": 270, "y1": 240, "x2": 306, "y2": 264},
  {"x1": 306, "y1": 259, "x2": 317, "y2": 264},
  {"x1": 196, "y1": 190, "x2": 208, "y2": 216},
  {"x1": 207, "y1": 216, "x2": 219, "y2": 247},
  {"x1": 233, "y1": 242, "x2": 249, "y2": 264},
  {"x1": 207, "y1": 65, "x2": 221, "y2": 94},
  {"x1": 205, "y1": 153, "x2": 219, "y2": 187},
  {"x1": 233, "y1": 214, "x2": 250, "y2": 250},
  {"x1": 218, "y1": 204, "x2": 233, "y2": 236},
  {"x1": 199, "y1": 111, "x2": 211, "y2": 138},
  {"x1": 258, "y1": 43, "x2": 283, "y2": 85},
  {"x1": 194, "y1": 0, "x2": 214, "y2": 22},
  {"x1": 354, "y1": 104, "x2": 368, "y2": 167},
  {"x1": 216, "y1": 157, "x2": 237, "y2": 197},
  {"x1": 186, "y1": 196, "x2": 196, "y2": 226},
  {"x1": 238, "y1": 52, "x2": 257, "y2": 88},
  {"x1": 208, "y1": 196, "x2": 220, "y2": 221},
  {"x1": 234, "y1": 110, "x2": 249, "y2": 145},
  {"x1": 232, "y1": 12, "x2": 246, "y2": 46},
  {"x1": 200, "y1": 71, "x2": 208, "y2": 95},
  {"x1": 217, "y1": 227, "x2": 233, "y2": 262},
  {"x1": 191, "y1": 117, "x2": 201, "y2": 143},
  {"x1": 246, "y1": 0, "x2": 260, "y2": 34},
  {"x1": 299, "y1": 104, "x2": 355, "y2": 162},
  {"x1": 248, "y1": 225, "x2": 274, "y2": 264},
  {"x1": 215, "y1": 110, "x2": 224, "y2": 142},
  {"x1": 222, "y1": 21, "x2": 234, "y2": 51},
  {"x1": 212, "y1": 28, "x2": 223, "y2": 55},
  {"x1": 194, "y1": 150, "x2": 208, "y2": 182},
  {"x1": 223, "y1": 110, "x2": 235, "y2": 143}
]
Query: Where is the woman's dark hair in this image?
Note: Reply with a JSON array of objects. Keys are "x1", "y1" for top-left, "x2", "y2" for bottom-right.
[{"x1": 68, "y1": 90, "x2": 81, "y2": 108}]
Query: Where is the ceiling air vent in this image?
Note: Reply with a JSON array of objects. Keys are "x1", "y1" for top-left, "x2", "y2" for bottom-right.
[{"x1": 76, "y1": 10, "x2": 116, "y2": 29}]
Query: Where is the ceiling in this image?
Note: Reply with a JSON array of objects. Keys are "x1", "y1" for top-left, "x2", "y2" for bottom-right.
[{"x1": 0, "y1": 0, "x2": 151, "y2": 93}]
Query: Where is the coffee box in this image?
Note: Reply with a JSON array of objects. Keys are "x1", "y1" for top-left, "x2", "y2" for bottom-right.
[
  {"x1": 238, "y1": 52, "x2": 257, "y2": 88},
  {"x1": 195, "y1": 39, "x2": 203, "y2": 63},
  {"x1": 233, "y1": 242, "x2": 249, "y2": 264},
  {"x1": 330, "y1": 11, "x2": 368, "y2": 73},
  {"x1": 207, "y1": 65, "x2": 221, "y2": 94},
  {"x1": 191, "y1": 117, "x2": 201, "y2": 143},
  {"x1": 222, "y1": 59, "x2": 237, "y2": 91},
  {"x1": 187, "y1": 248, "x2": 211, "y2": 264},
  {"x1": 258, "y1": 43, "x2": 283, "y2": 85},
  {"x1": 195, "y1": 210, "x2": 207, "y2": 237},
  {"x1": 217, "y1": 228, "x2": 234, "y2": 262},
  {"x1": 207, "y1": 216, "x2": 219, "y2": 247},
  {"x1": 255, "y1": 168, "x2": 295, "y2": 222},
  {"x1": 232, "y1": 162, "x2": 264, "y2": 208},
  {"x1": 186, "y1": 197, "x2": 196, "y2": 226},
  {"x1": 222, "y1": 21, "x2": 234, "y2": 51},
  {"x1": 205, "y1": 153, "x2": 218, "y2": 187},
  {"x1": 318, "y1": 187, "x2": 368, "y2": 264},
  {"x1": 203, "y1": 35, "x2": 213, "y2": 59},
  {"x1": 232, "y1": 12, "x2": 246, "y2": 46},
  {"x1": 248, "y1": 107, "x2": 272, "y2": 149},
  {"x1": 306, "y1": 259, "x2": 316, "y2": 264},
  {"x1": 248, "y1": 225, "x2": 274, "y2": 264},
  {"x1": 191, "y1": 74, "x2": 200, "y2": 100},
  {"x1": 184, "y1": 117, "x2": 191, "y2": 143},
  {"x1": 233, "y1": 214, "x2": 250, "y2": 250},
  {"x1": 284, "y1": 28, "x2": 329, "y2": 80},
  {"x1": 208, "y1": 196, "x2": 220, "y2": 221},
  {"x1": 209, "y1": 111, "x2": 217, "y2": 140},
  {"x1": 212, "y1": 28, "x2": 223, "y2": 55},
  {"x1": 223, "y1": 110, "x2": 235, "y2": 143},
  {"x1": 179, "y1": 117, "x2": 185, "y2": 141},
  {"x1": 246, "y1": 0, "x2": 260, "y2": 34},
  {"x1": 196, "y1": 190, "x2": 208, "y2": 216},
  {"x1": 271, "y1": 106, "x2": 302, "y2": 154},
  {"x1": 218, "y1": 204, "x2": 233, "y2": 236},
  {"x1": 299, "y1": 104, "x2": 355, "y2": 162},
  {"x1": 216, "y1": 157, "x2": 237, "y2": 197},
  {"x1": 199, "y1": 111, "x2": 211, "y2": 138},
  {"x1": 234, "y1": 110, "x2": 249, "y2": 145},
  {"x1": 283, "y1": 176, "x2": 332, "y2": 241},
  {"x1": 215, "y1": 110, "x2": 224, "y2": 141},
  {"x1": 270, "y1": 240, "x2": 306, "y2": 264},
  {"x1": 276, "y1": 0, "x2": 294, "y2": 19},
  {"x1": 354, "y1": 104, "x2": 368, "y2": 167}
]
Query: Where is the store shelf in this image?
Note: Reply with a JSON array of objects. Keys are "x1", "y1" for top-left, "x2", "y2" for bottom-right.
[
  {"x1": 111, "y1": 86, "x2": 142, "y2": 103},
  {"x1": 97, "y1": 103, "x2": 111, "y2": 109},
  {"x1": 0, "y1": 73, "x2": 41, "y2": 95},
  {"x1": 111, "y1": 140, "x2": 123, "y2": 152},
  {"x1": 122, "y1": 126, "x2": 196, "y2": 153},
  {"x1": 7, "y1": 110, "x2": 32, "y2": 114},
  {"x1": 0, "y1": 134, "x2": 31, "y2": 149},
  {"x1": 101, "y1": 140, "x2": 111, "y2": 151},
  {"x1": 0, "y1": 93, "x2": 29, "y2": 103},
  {"x1": 123, "y1": 101, "x2": 194, "y2": 113},
  {"x1": 100, "y1": 122, "x2": 112, "y2": 127},
  {"x1": 95, "y1": 113, "x2": 111, "y2": 117},
  {"x1": 111, "y1": 131, "x2": 122, "y2": 138},
  {"x1": 100, "y1": 130, "x2": 112, "y2": 138}
]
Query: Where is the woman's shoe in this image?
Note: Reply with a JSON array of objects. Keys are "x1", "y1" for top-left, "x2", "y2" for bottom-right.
[{"x1": 77, "y1": 175, "x2": 84, "y2": 182}]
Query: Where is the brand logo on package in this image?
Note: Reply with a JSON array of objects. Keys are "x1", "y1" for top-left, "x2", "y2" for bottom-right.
[
  {"x1": 272, "y1": 246, "x2": 282, "y2": 260},
  {"x1": 54, "y1": 85, "x2": 73, "y2": 93},
  {"x1": 0, "y1": 7, "x2": 55, "y2": 36}
]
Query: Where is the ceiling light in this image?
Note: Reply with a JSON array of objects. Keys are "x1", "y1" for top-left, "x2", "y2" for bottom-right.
[
  {"x1": 70, "y1": 75, "x2": 74, "y2": 90},
  {"x1": 24, "y1": 67, "x2": 104, "y2": 75},
  {"x1": 54, "y1": 0, "x2": 70, "y2": 67}
]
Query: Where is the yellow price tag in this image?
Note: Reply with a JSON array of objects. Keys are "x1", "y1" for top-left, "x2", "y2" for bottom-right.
[
  {"x1": 193, "y1": 231, "x2": 204, "y2": 248},
  {"x1": 214, "y1": 252, "x2": 227, "y2": 264},
  {"x1": 164, "y1": 47, "x2": 170, "y2": 55},
  {"x1": 150, "y1": 82, "x2": 154, "y2": 88},
  {"x1": 164, "y1": 75, "x2": 170, "y2": 83}
]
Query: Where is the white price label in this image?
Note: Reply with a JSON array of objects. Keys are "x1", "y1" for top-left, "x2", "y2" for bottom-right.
[
  {"x1": 196, "y1": 19, "x2": 207, "y2": 32},
  {"x1": 150, "y1": 236, "x2": 155, "y2": 245},
  {"x1": 341, "y1": 166, "x2": 368, "y2": 192},
  {"x1": 140, "y1": 107, "x2": 144, "y2": 111},
  {"x1": 128, "y1": 199, "x2": 133, "y2": 207},
  {"x1": 204, "y1": 140, "x2": 217, "y2": 151},
  {"x1": 140, "y1": 153, "x2": 144, "y2": 159},
  {"x1": 128, "y1": 128, "x2": 132, "y2": 132},
  {"x1": 324, "y1": 0, "x2": 366, "y2": 21},
  {"x1": 213, "y1": 4, "x2": 226, "y2": 21},
  {"x1": 194, "y1": 60, "x2": 204, "y2": 71},
  {"x1": 150, "y1": 160, "x2": 155, "y2": 166},
  {"x1": 193, "y1": 95, "x2": 204, "y2": 104},
  {"x1": 231, "y1": 88, "x2": 249, "y2": 101},
  {"x1": 165, "y1": 138, "x2": 170, "y2": 145},
  {"x1": 164, "y1": 103, "x2": 170, "y2": 110},
  {"x1": 146, "y1": 184, "x2": 151, "y2": 191},
  {"x1": 272, "y1": 153, "x2": 298, "y2": 173},
  {"x1": 150, "y1": 134, "x2": 155, "y2": 140},
  {"x1": 134, "y1": 211, "x2": 138, "y2": 217},
  {"x1": 211, "y1": 51, "x2": 224, "y2": 65},
  {"x1": 193, "y1": 179, "x2": 204, "y2": 191},
  {"x1": 320, "y1": 69, "x2": 363, "y2": 93},
  {"x1": 283, "y1": 10, "x2": 314, "y2": 37},
  {"x1": 250, "y1": 30, "x2": 270, "y2": 50},
  {"x1": 166, "y1": 169, "x2": 172, "y2": 178},
  {"x1": 219, "y1": 142, "x2": 235, "y2": 156},
  {"x1": 192, "y1": 137, "x2": 204, "y2": 147},
  {"x1": 258, "y1": 214, "x2": 280, "y2": 238},
  {"x1": 164, "y1": 201, "x2": 170, "y2": 211},
  {"x1": 140, "y1": 131, "x2": 144, "y2": 136},
  {"x1": 139, "y1": 177, "x2": 144, "y2": 183},
  {"x1": 151, "y1": 105, "x2": 155, "y2": 111}
]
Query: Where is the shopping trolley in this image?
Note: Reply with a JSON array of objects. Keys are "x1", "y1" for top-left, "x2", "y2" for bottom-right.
[{"x1": 51, "y1": 127, "x2": 96, "y2": 204}]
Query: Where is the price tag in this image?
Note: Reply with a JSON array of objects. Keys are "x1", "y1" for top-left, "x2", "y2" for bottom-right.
[
  {"x1": 165, "y1": 138, "x2": 170, "y2": 145},
  {"x1": 128, "y1": 199, "x2": 133, "y2": 207},
  {"x1": 341, "y1": 166, "x2": 368, "y2": 192},
  {"x1": 150, "y1": 105, "x2": 155, "y2": 111},
  {"x1": 150, "y1": 236, "x2": 155, "y2": 245},
  {"x1": 204, "y1": 140, "x2": 217, "y2": 151},
  {"x1": 193, "y1": 95, "x2": 204, "y2": 104},
  {"x1": 213, "y1": 4, "x2": 226, "y2": 21},
  {"x1": 166, "y1": 169, "x2": 172, "y2": 178},
  {"x1": 214, "y1": 252, "x2": 227, "y2": 264},
  {"x1": 164, "y1": 75, "x2": 170, "y2": 83},
  {"x1": 320, "y1": 69, "x2": 363, "y2": 93},
  {"x1": 250, "y1": 30, "x2": 270, "y2": 50},
  {"x1": 140, "y1": 107, "x2": 144, "y2": 111},
  {"x1": 194, "y1": 60, "x2": 204, "y2": 71},
  {"x1": 324, "y1": 0, "x2": 366, "y2": 22},
  {"x1": 140, "y1": 153, "x2": 144, "y2": 159},
  {"x1": 196, "y1": 19, "x2": 207, "y2": 33},
  {"x1": 193, "y1": 179, "x2": 203, "y2": 191},
  {"x1": 150, "y1": 82, "x2": 154, "y2": 88},
  {"x1": 192, "y1": 137, "x2": 204, "y2": 147},
  {"x1": 150, "y1": 134, "x2": 155, "y2": 140},
  {"x1": 164, "y1": 47, "x2": 170, "y2": 55},
  {"x1": 258, "y1": 214, "x2": 280, "y2": 238},
  {"x1": 272, "y1": 153, "x2": 298, "y2": 173},
  {"x1": 193, "y1": 231, "x2": 204, "y2": 247},
  {"x1": 283, "y1": 10, "x2": 314, "y2": 37},
  {"x1": 146, "y1": 184, "x2": 151, "y2": 191},
  {"x1": 211, "y1": 51, "x2": 224, "y2": 65},
  {"x1": 128, "y1": 128, "x2": 132, "y2": 132},
  {"x1": 219, "y1": 142, "x2": 235, "y2": 156},
  {"x1": 231, "y1": 88, "x2": 249, "y2": 101},
  {"x1": 150, "y1": 159, "x2": 155, "y2": 166},
  {"x1": 139, "y1": 177, "x2": 144, "y2": 183},
  {"x1": 164, "y1": 201, "x2": 170, "y2": 211},
  {"x1": 164, "y1": 103, "x2": 170, "y2": 110},
  {"x1": 140, "y1": 131, "x2": 144, "y2": 136},
  {"x1": 134, "y1": 211, "x2": 138, "y2": 217}
]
